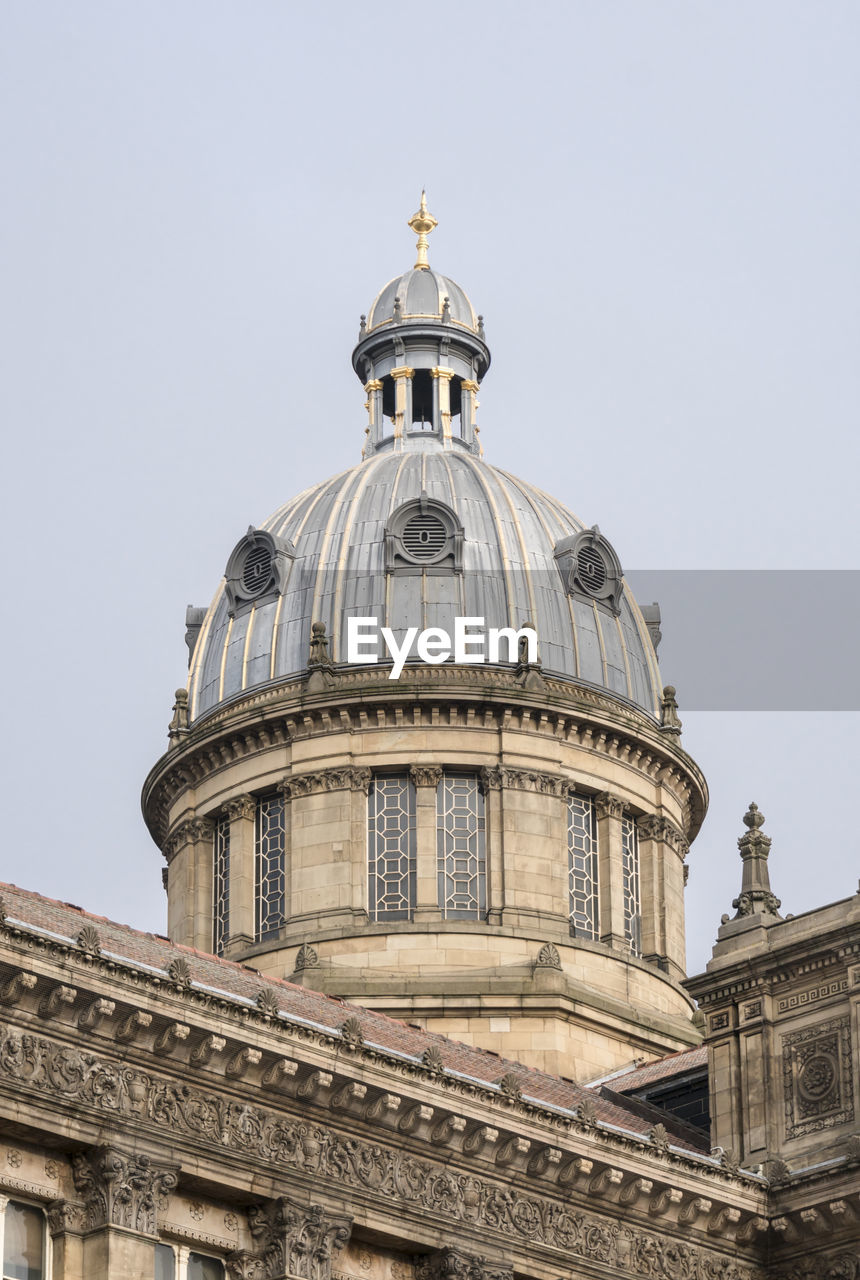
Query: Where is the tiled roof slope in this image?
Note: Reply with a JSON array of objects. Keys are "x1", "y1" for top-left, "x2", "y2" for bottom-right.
[
  {"x1": 606, "y1": 1045, "x2": 708, "y2": 1093},
  {"x1": 0, "y1": 881, "x2": 709, "y2": 1157}
]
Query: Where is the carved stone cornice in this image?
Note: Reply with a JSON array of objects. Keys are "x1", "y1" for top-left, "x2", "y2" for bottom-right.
[
  {"x1": 142, "y1": 667, "x2": 708, "y2": 849},
  {"x1": 244, "y1": 1195, "x2": 352, "y2": 1280},
  {"x1": 0, "y1": 1022, "x2": 763, "y2": 1277},
  {"x1": 71, "y1": 1145, "x2": 178, "y2": 1235},
  {"x1": 284, "y1": 767, "x2": 372, "y2": 798}
]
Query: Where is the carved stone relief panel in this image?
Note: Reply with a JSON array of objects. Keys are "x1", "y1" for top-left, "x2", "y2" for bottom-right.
[{"x1": 782, "y1": 1015, "x2": 854, "y2": 1140}]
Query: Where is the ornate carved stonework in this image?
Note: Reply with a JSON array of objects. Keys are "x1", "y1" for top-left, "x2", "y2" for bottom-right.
[
  {"x1": 480, "y1": 766, "x2": 565, "y2": 796},
  {"x1": 535, "y1": 943, "x2": 561, "y2": 969},
  {"x1": 0, "y1": 1023, "x2": 762, "y2": 1278},
  {"x1": 409, "y1": 766, "x2": 443, "y2": 788},
  {"x1": 771, "y1": 1251, "x2": 860, "y2": 1280},
  {"x1": 294, "y1": 943, "x2": 319, "y2": 971},
  {"x1": 782, "y1": 1015, "x2": 854, "y2": 1139},
  {"x1": 71, "y1": 1145, "x2": 178, "y2": 1235},
  {"x1": 76, "y1": 925, "x2": 102, "y2": 956},
  {"x1": 226, "y1": 795, "x2": 257, "y2": 823},
  {"x1": 244, "y1": 1195, "x2": 352, "y2": 1280},
  {"x1": 286, "y1": 768, "x2": 372, "y2": 798},
  {"x1": 594, "y1": 792, "x2": 625, "y2": 820},
  {"x1": 415, "y1": 1248, "x2": 512, "y2": 1280}
]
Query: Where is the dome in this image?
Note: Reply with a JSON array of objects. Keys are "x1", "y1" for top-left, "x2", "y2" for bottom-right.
[
  {"x1": 365, "y1": 267, "x2": 480, "y2": 334},
  {"x1": 187, "y1": 442, "x2": 663, "y2": 723}
]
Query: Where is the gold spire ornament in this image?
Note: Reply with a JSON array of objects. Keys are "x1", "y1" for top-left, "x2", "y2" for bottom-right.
[{"x1": 407, "y1": 191, "x2": 437, "y2": 270}]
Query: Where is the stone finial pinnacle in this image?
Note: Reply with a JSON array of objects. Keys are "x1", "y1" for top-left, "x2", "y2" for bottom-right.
[
  {"x1": 407, "y1": 190, "x2": 437, "y2": 270},
  {"x1": 731, "y1": 800, "x2": 782, "y2": 921}
]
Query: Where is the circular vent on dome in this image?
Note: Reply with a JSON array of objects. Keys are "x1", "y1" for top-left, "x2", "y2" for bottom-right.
[
  {"x1": 576, "y1": 545, "x2": 607, "y2": 594},
  {"x1": 242, "y1": 544, "x2": 273, "y2": 594},
  {"x1": 402, "y1": 513, "x2": 448, "y2": 560}
]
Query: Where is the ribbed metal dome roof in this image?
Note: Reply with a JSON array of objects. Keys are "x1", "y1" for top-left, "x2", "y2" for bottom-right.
[
  {"x1": 188, "y1": 442, "x2": 662, "y2": 723},
  {"x1": 366, "y1": 268, "x2": 479, "y2": 334}
]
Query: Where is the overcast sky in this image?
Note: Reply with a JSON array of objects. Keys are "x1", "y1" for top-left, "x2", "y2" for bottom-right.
[{"x1": 1, "y1": 2, "x2": 858, "y2": 977}]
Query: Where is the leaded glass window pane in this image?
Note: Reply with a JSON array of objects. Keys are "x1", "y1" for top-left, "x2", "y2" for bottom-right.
[
  {"x1": 368, "y1": 775, "x2": 416, "y2": 920},
  {"x1": 3, "y1": 1202, "x2": 44, "y2": 1280},
  {"x1": 213, "y1": 813, "x2": 230, "y2": 956},
  {"x1": 255, "y1": 795, "x2": 286, "y2": 939},
  {"x1": 568, "y1": 795, "x2": 598, "y2": 938},
  {"x1": 154, "y1": 1243, "x2": 175, "y2": 1280},
  {"x1": 436, "y1": 774, "x2": 486, "y2": 919},
  {"x1": 621, "y1": 814, "x2": 641, "y2": 954},
  {"x1": 188, "y1": 1255, "x2": 224, "y2": 1280}
]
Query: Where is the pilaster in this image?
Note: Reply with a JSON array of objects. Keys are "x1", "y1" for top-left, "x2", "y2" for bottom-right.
[
  {"x1": 225, "y1": 794, "x2": 257, "y2": 951},
  {"x1": 431, "y1": 366, "x2": 455, "y2": 439},
  {"x1": 390, "y1": 366, "x2": 414, "y2": 439},
  {"x1": 238, "y1": 1195, "x2": 352, "y2": 1280},
  {"x1": 411, "y1": 766, "x2": 442, "y2": 921},
  {"x1": 460, "y1": 379, "x2": 479, "y2": 449},
  {"x1": 72, "y1": 1145, "x2": 179, "y2": 1280},
  {"x1": 595, "y1": 792, "x2": 626, "y2": 950}
]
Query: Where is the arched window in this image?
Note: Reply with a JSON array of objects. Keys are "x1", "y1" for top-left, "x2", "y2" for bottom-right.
[
  {"x1": 436, "y1": 773, "x2": 486, "y2": 919},
  {"x1": 3, "y1": 1200, "x2": 45, "y2": 1280},
  {"x1": 568, "y1": 795, "x2": 598, "y2": 939},
  {"x1": 367, "y1": 774, "x2": 416, "y2": 921},
  {"x1": 621, "y1": 814, "x2": 641, "y2": 954},
  {"x1": 256, "y1": 794, "x2": 286, "y2": 939},
  {"x1": 212, "y1": 813, "x2": 230, "y2": 956}
]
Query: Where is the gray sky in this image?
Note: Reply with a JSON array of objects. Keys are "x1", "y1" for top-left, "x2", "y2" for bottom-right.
[{"x1": 2, "y1": 2, "x2": 858, "y2": 976}]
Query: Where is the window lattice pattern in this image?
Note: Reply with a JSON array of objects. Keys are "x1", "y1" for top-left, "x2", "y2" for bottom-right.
[
  {"x1": 621, "y1": 814, "x2": 641, "y2": 954},
  {"x1": 568, "y1": 796, "x2": 598, "y2": 938},
  {"x1": 436, "y1": 774, "x2": 486, "y2": 919},
  {"x1": 256, "y1": 795, "x2": 286, "y2": 939},
  {"x1": 213, "y1": 814, "x2": 230, "y2": 956},
  {"x1": 368, "y1": 775, "x2": 416, "y2": 920}
]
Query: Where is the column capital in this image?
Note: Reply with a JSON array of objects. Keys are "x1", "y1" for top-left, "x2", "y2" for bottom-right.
[
  {"x1": 226, "y1": 794, "x2": 256, "y2": 823},
  {"x1": 389, "y1": 365, "x2": 415, "y2": 380},
  {"x1": 71, "y1": 1145, "x2": 178, "y2": 1236},
  {"x1": 410, "y1": 765, "x2": 443, "y2": 788},
  {"x1": 363, "y1": 379, "x2": 382, "y2": 393},
  {"x1": 460, "y1": 379, "x2": 479, "y2": 393},
  {"x1": 430, "y1": 365, "x2": 455, "y2": 380},
  {"x1": 594, "y1": 791, "x2": 625, "y2": 820},
  {"x1": 416, "y1": 1248, "x2": 513, "y2": 1280},
  {"x1": 245, "y1": 1195, "x2": 352, "y2": 1280}
]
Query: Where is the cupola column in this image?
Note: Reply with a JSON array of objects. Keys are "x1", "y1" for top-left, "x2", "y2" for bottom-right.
[
  {"x1": 166, "y1": 816, "x2": 214, "y2": 951},
  {"x1": 410, "y1": 766, "x2": 443, "y2": 920},
  {"x1": 225, "y1": 794, "x2": 256, "y2": 953},
  {"x1": 364, "y1": 379, "x2": 383, "y2": 451},
  {"x1": 460, "y1": 379, "x2": 479, "y2": 450},
  {"x1": 390, "y1": 366, "x2": 414, "y2": 440},
  {"x1": 431, "y1": 367, "x2": 455, "y2": 440},
  {"x1": 595, "y1": 792, "x2": 627, "y2": 951}
]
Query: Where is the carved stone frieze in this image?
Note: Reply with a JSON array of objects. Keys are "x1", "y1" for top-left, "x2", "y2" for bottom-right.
[
  {"x1": 770, "y1": 1251, "x2": 860, "y2": 1280},
  {"x1": 0, "y1": 1023, "x2": 763, "y2": 1279},
  {"x1": 245, "y1": 1195, "x2": 352, "y2": 1280},
  {"x1": 71, "y1": 1145, "x2": 178, "y2": 1236}
]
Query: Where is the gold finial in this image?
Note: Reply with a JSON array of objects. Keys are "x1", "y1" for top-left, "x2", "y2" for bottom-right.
[{"x1": 407, "y1": 190, "x2": 437, "y2": 270}]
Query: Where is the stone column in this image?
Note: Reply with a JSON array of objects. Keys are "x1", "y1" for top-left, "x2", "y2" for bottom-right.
[
  {"x1": 225, "y1": 795, "x2": 256, "y2": 952},
  {"x1": 364, "y1": 379, "x2": 383, "y2": 448},
  {"x1": 390, "y1": 366, "x2": 414, "y2": 439},
  {"x1": 411, "y1": 766, "x2": 442, "y2": 921},
  {"x1": 637, "y1": 815, "x2": 667, "y2": 970},
  {"x1": 431, "y1": 366, "x2": 455, "y2": 440},
  {"x1": 48, "y1": 1201, "x2": 84, "y2": 1280},
  {"x1": 176, "y1": 1245, "x2": 190, "y2": 1279},
  {"x1": 166, "y1": 817, "x2": 215, "y2": 950},
  {"x1": 480, "y1": 767, "x2": 504, "y2": 926},
  {"x1": 0, "y1": 1195, "x2": 7, "y2": 1272},
  {"x1": 460, "y1": 379, "x2": 479, "y2": 448},
  {"x1": 595, "y1": 792, "x2": 627, "y2": 950},
  {"x1": 238, "y1": 1195, "x2": 352, "y2": 1280},
  {"x1": 72, "y1": 1146, "x2": 179, "y2": 1280}
]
